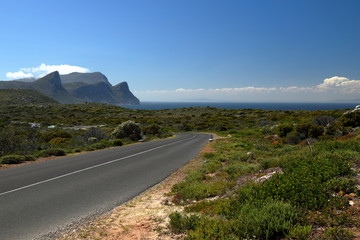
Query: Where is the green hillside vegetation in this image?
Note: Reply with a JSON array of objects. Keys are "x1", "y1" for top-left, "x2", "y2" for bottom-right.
[
  {"x1": 0, "y1": 89, "x2": 59, "y2": 105},
  {"x1": 0, "y1": 102, "x2": 359, "y2": 239}
]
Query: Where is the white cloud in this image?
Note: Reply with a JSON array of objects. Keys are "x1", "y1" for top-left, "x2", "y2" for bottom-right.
[
  {"x1": 174, "y1": 87, "x2": 277, "y2": 93},
  {"x1": 317, "y1": 76, "x2": 360, "y2": 93},
  {"x1": 6, "y1": 71, "x2": 34, "y2": 79},
  {"x1": 6, "y1": 63, "x2": 90, "y2": 80},
  {"x1": 135, "y1": 76, "x2": 360, "y2": 102}
]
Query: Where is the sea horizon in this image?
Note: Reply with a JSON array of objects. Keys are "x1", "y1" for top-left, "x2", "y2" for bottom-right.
[{"x1": 119, "y1": 101, "x2": 359, "y2": 111}]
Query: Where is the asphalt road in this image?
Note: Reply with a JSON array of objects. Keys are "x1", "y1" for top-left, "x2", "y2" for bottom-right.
[{"x1": 0, "y1": 132, "x2": 210, "y2": 240}]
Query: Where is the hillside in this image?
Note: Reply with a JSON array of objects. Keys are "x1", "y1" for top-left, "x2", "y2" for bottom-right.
[
  {"x1": 0, "y1": 71, "x2": 140, "y2": 105},
  {"x1": 0, "y1": 89, "x2": 59, "y2": 105}
]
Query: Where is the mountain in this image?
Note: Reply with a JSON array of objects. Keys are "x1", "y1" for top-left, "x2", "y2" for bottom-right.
[
  {"x1": 0, "y1": 71, "x2": 140, "y2": 105},
  {"x1": 113, "y1": 82, "x2": 140, "y2": 105},
  {"x1": 67, "y1": 82, "x2": 118, "y2": 103},
  {"x1": 32, "y1": 71, "x2": 81, "y2": 103},
  {"x1": 61, "y1": 72, "x2": 140, "y2": 105},
  {"x1": 61, "y1": 72, "x2": 110, "y2": 85},
  {"x1": 0, "y1": 89, "x2": 59, "y2": 105}
]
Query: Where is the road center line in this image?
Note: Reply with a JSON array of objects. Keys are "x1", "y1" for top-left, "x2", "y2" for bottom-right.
[{"x1": 0, "y1": 134, "x2": 197, "y2": 197}]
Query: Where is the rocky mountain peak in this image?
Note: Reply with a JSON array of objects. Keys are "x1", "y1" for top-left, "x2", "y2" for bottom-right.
[{"x1": 0, "y1": 71, "x2": 140, "y2": 105}]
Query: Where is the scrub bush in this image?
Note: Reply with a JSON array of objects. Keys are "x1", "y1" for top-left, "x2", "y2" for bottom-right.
[
  {"x1": 89, "y1": 140, "x2": 112, "y2": 150},
  {"x1": 323, "y1": 227, "x2": 353, "y2": 240},
  {"x1": 112, "y1": 120, "x2": 142, "y2": 141},
  {"x1": 45, "y1": 148, "x2": 66, "y2": 156},
  {"x1": 0, "y1": 155, "x2": 35, "y2": 164},
  {"x1": 287, "y1": 225, "x2": 312, "y2": 240},
  {"x1": 112, "y1": 139, "x2": 123, "y2": 146},
  {"x1": 169, "y1": 212, "x2": 201, "y2": 234}
]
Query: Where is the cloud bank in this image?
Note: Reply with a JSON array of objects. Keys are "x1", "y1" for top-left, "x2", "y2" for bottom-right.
[
  {"x1": 135, "y1": 76, "x2": 360, "y2": 102},
  {"x1": 6, "y1": 63, "x2": 90, "y2": 79}
]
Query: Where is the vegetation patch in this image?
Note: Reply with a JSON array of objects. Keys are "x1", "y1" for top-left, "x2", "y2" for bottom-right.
[{"x1": 0, "y1": 102, "x2": 359, "y2": 239}]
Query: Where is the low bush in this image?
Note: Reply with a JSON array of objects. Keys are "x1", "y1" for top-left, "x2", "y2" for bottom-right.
[
  {"x1": 23, "y1": 155, "x2": 36, "y2": 161},
  {"x1": 185, "y1": 199, "x2": 231, "y2": 216},
  {"x1": 258, "y1": 157, "x2": 281, "y2": 169},
  {"x1": 172, "y1": 180, "x2": 230, "y2": 201},
  {"x1": 45, "y1": 148, "x2": 66, "y2": 156},
  {"x1": 225, "y1": 162, "x2": 260, "y2": 179},
  {"x1": 325, "y1": 177, "x2": 357, "y2": 194},
  {"x1": 202, "y1": 160, "x2": 222, "y2": 174},
  {"x1": 112, "y1": 139, "x2": 123, "y2": 146},
  {"x1": 89, "y1": 140, "x2": 111, "y2": 150},
  {"x1": 181, "y1": 200, "x2": 297, "y2": 240},
  {"x1": 186, "y1": 217, "x2": 235, "y2": 240},
  {"x1": 169, "y1": 212, "x2": 201, "y2": 234},
  {"x1": 323, "y1": 227, "x2": 354, "y2": 240},
  {"x1": 287, "y1": 225, "x2": 312, "y2": 240},
  {"x1": 232, "y1": 200, "x2": 297, "y2": 240},
  {"x1": 0, "y1": 155, "x2": 35, "y2": 164}
]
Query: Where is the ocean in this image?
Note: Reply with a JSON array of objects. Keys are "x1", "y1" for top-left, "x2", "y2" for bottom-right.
[{"x1": 119, "y1": 102, "x2": 358, "y2": 111}]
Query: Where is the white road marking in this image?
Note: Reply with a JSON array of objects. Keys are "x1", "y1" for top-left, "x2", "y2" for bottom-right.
[{"x1": 0, "y1": 134, "x2": 197, "y2": 196}]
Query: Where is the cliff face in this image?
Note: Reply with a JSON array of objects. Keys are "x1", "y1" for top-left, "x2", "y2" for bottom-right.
[
  {"x1": 31, "y1": 71, "x2": 80, "y2": 103},
  {"x1": 113, "y1": 82, "x2": 140, "y2": 105},
  {"x1": 0, "y1": 71, "x2": 140, "y2": 105}
]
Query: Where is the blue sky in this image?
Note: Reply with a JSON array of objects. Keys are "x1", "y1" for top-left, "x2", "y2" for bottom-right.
[{"x1": 1, "y1": 0, "x2": 360, "y2": 102}]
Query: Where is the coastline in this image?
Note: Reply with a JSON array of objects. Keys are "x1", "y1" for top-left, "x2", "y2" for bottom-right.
[{"x1": 119, "y1": 101, "x2": 358, "y2": 111}]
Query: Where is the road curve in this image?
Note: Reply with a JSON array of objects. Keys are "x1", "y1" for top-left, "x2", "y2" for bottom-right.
[{"x1": 0, "y1": 132, "x2": 210, "y2": 240}]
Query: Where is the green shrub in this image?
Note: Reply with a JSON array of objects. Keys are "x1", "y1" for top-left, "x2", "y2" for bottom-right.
[
  {"x1": 142, "y1": 124, "x2": 161, "y2": 136},
  {"x1": 112, "y1": 120, "x2": 142, "y2": 141},
  {"x1": 316, "y1": 139, "x2": 360, "y2": 153},
  {"x1": 341, "y1": 111, "x2": 360, "y2": 127},
  {"x1": 231, "y1": 182, "x2": 266, "y2": 207},
  {"x1": 263, "y1": 170, "x2": 328, "y2": 210},
  {"x1": 49, "y1": 137, "x2": 71, "y2": 146},
  {"x1": 45, "y1": 148, "x2": 66, "y2": 156},
  {"x1": 225, "y1": 162, "x2": 260, "y2": 178},
  {"x1": 23, "y1": 155, "x2": 36, "y2": 161},
  {"x1": 202, "y1": 160, "x2": 222, "y2": 174},
  {"x1": 287, "y1": 225, "x2": 312, "y2": 240},
  {"x1": 186, "y1": 217, "x2": 235, "y2": 240},
  {"x1": 263, "y1": 146, "x2": 353, "y2": 210},
  {"x1": 112, "y1": 139, "x2": 123, "y2": 146},
  {"x1": 202, "y1": 152, "x2": 216, "y2": 159},
  {"x1": 295, "y1": 123, "x2": 324, "y2": 140},
  {"x1": 232, "y1": 200, "x2": 297, "y2": 240},
  {"x1": 1, "y1": 155, "x2": 25, "y2": 164},
  {"x1": 285, "y1": 131, "x2": 301, "y2": 144},
  {"x1": 325, "y1": 177, "x2": 357, "y2": 194},
  {"x1": 229, "y1": 151, "x2": 250, "y2": 161},
  {"x1": 172, "y1": 180, "x2": 230, "y2": 201},
  {"x1": 259, "y1": 157, "x2": 281, "y2": 169},
  {"x1": 0, "y1": 155, "x2": 36, "y2": 164},
  {"x1": 185, "y1": 199, "x2": 231, "y2": 216},
  {"x1": 323, "y1": 227, "x2": 353, "y2": 240},
  {"x1": 184, "y1": 200, "x2": 297, "y2": 240},
  {"x1": 41, "y1": 130, "x2": 71, "y2": 142},
  {"x1": 169, "y1": 212, "x2": 201, "y2": 234},
  {"x1": 278, "y1": 124, "x2": 293, "y2": 137},
  {"x1": 89, "y1": 140, "x2": 111, "y2": 150}
]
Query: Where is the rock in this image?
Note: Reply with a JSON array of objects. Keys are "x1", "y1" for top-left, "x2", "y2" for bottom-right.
[{"x1": 247, "y1": 152, "x2": 255, "y2": 160}]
